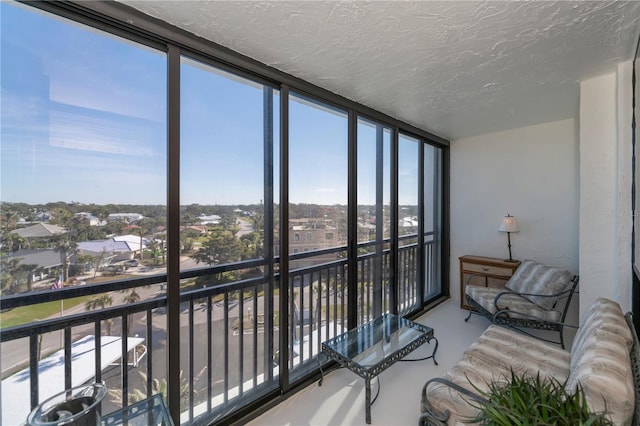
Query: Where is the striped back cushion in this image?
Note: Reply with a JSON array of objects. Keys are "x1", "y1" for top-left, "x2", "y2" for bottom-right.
[
  {"x1": 504, "y1": 260, "x2": 573, "y2": 310},
  {"x1": 566, "y1": 298, "x2": 634, "y2": 425}
]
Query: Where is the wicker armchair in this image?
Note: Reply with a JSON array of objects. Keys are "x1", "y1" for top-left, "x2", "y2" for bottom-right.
[{"x1": 464, "y1": 259, "x2": 578, "y2": 349}]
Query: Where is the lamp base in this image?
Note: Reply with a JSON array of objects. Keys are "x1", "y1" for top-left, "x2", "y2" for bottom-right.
[{"x1": 503, "y1": 259, "x2": 519, "y2": 263}]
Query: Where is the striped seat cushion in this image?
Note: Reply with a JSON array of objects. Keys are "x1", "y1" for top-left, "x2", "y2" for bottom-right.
[
  {"x1": 504, "y1": 260, "x2": 573, "y2": 310},
  {"x1": 465, "y1": 285, "x2": 562, "y2": 322},
  {"x1": 566, "y1": 298, "x2": 634, "y2": 425},
  {"x1": 426, "y1": 325, "x2": 570, "y2": 425}
]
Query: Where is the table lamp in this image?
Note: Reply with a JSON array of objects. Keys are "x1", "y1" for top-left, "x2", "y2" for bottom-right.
[{"x1": 499, "y1": 214, "x2": 519, "y2": 262}]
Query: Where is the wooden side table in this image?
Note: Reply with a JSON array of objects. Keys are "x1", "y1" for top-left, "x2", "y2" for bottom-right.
[{"x1": 459, "y1": 255, "x2": 521, "y2": 310}]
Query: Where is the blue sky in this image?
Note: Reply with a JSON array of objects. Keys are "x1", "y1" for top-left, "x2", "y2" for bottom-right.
[{"x1": 1, "y1": 2, "x2": 426, "y2": 207}]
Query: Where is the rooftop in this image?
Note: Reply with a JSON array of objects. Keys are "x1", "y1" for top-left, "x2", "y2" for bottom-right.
[{"x1": 10, "y1": 223, "x2": 67, "y2": 238}]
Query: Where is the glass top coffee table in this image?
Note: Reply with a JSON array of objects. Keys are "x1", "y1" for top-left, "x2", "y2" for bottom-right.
[{"x1": 318, "y1": 313, "x2": 438, "y2": 424}]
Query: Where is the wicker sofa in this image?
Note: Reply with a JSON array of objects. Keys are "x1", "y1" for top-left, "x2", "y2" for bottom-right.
[{"x1": 420, "y1": 298, "x2": 640, "y2": 425}]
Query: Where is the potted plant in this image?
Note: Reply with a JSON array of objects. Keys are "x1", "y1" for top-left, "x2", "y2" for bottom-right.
[{"x1": 468, "y1": 370, "x2": 613, "y2": 425}]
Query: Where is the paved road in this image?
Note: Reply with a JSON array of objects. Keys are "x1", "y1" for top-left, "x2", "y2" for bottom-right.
[
  {"x1": 100, "y1": 314, "x2": 280, "y2": 416},
  {"x1": 0, "y1": 254, "x2": 215, "y2": 377},
  {"x1": 0, "y1": 246, "x2": 332, "y2": 422},
  {"x1": 236, "y1": 218, "x2": 254, "y2": 238}
]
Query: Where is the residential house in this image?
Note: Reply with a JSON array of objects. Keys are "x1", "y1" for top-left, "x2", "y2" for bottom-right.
[
  {"x1": 10, "y1": 223, "x2": 67, "y2": 239},
  {"x1": 73, "y1": 212, "x2": 106, "y2": 226},
  {"x1": 198, "y1": 214, "x2": 221, "y2": 225},
  {"x1": 6, "y1": 249, "x2": 66, "y2": 284},
  {"x1": 106, "y1": 213, "x2": 145, "y2": 223},
  {"x1": 77, "y1": 237, "x2": 141, "y2": 263}
]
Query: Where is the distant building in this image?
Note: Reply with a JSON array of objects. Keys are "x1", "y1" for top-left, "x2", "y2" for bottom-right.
[
  {"x1": 10, "y1": 223, "x2": 68, "y2": 238},
  {"x1": 289, "y1": 218, "x2": 341, "y2": 268},
  {"x1": 399, "y1": 216, "x2": 418, "y2": 228},
  {"x1": 77, "y1": 236, "x2": 142, "y2": 262},
  {"x1": 107, "y1": 213, "x2": 144, "y2": 223},
  {"x1": 113, "y1": 234, "x2": 146, "y2": 250},
  {"x1": 198, "y1": 214, "x2": 221, "y2": 225},
  {"x1": 180, "y1": 225, "x2": 208, "y2": 235},
  {"x1": 8, "y1": 249, "x2": 66, "y2": 283},
  {"x1": 74, "y1": 212, "x2": 106, "y2": 226},
  {"x1": 33, "y1": 211, "x2": 51, "y2": 222}
]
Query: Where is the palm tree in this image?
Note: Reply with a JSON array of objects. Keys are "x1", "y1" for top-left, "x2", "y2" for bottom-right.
[
  {"x1": 122, "y1": 289, "x2": 141, "y2": 334},
  {"x1": 108, "y1": 368, "x2": 206, "y2": 411},
  {"x1": 147, "y1": 240, "x2": 160, "y2": 264},
  {"x1": 16, "y1": 262, "x2": 40, "y2": 293},
  {"x1": 0, "y1": 257, "x2": 23, "y2": 294},
  {"x1": 123, "y1": 289, "x2": 140, "y2": 304},
  {"x1": 74, "y1": 253, "x2": 93, "y2": 275},
  {"x1": 85, "y1": 294, "x2": 114, "y2": 335},
  {"x1": 53, "y1": 237, "x2": 77, "y2": 282},
  {"x1": 91, "y1": 250, "x2": 108, "y2": 279}
]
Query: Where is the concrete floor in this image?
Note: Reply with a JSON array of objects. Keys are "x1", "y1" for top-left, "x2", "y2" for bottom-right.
[{"x1": 248, "y1": 300, "x2": 491, "y2": 426}]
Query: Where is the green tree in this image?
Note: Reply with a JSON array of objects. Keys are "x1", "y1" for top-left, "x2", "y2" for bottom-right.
[
  {"x1": 3, "y1": 232, "x2": 25, "y2": 252},
  {"x1": 103, "y1": 218, "x2": 127, "y2": 236},
  {"x1": 49, "y1": 207, "x2": 74, "y2": 230},
  {"x1": 132, "y1": 218, "x2": 152, "y2": 262},
  {"x1": 155, "y1": 233, "x2": 166, "y2": 264},
  {"x1": 123, "y1": 289, "x2": 140, "y2": 304},
  {"x1": 108, "y1": 368, "x2": 206, "y2": 412},
  {"x1": 146, "y1": 239, "x2": 161, "y2": 264},
  {"x1": 0, "y1": 257, "x2": 22, "y2": 294},
  {"x1": 122, "y1": 289, "x2": 141, "y2": 334},
  {"x1": 85, "y1": 294, "x2": 114, "y2": 335},
  {"x1": 240, "y1": 231, "x2": 262, "y2": 260},
  {"x1": 181, "y1": 235, "x2": 195, "y2": 253},
  {"x1": 18, "y1": 262, "x2": 40, "y2": 293},
  {"x1": 0, "y1": 258, "x2": 38, "y2": 294},
  {"x1": 91, "y1": 250, "x2": 108, "y2": 279},
  {"x1": 74, "y1": 253, "x2": 94, "y2": 275},
  {"x1": 53, "y1": 237, "x2": 77, "y2": 281},
  {"x1": 220, "y1": 215, "x2": 239, "y2": 235},
  {"x1": 191, "y1": 228, "x2": 243, "y2": 266}
]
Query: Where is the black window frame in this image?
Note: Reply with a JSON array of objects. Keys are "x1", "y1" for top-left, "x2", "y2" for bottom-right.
[{"x1": 8, "y1": 1, "x2": 451, "y2": 424}]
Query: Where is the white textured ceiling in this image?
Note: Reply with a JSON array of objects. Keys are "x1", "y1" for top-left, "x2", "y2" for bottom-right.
[{"x1": 119, "y1": 1, "x2": 640, "y2": 140}]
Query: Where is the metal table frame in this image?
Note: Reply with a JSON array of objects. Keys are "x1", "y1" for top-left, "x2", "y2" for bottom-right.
[
  {"x1": 100, "y1": 393, "x2": 174, "y2": 426},
  {"x1": 318, "y1": 313, "x2": 438, "y2": 424}
]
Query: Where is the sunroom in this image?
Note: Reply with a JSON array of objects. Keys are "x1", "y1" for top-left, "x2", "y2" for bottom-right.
[{"x1": 1, "y1": 1, "x2": 639, "y2": 425}]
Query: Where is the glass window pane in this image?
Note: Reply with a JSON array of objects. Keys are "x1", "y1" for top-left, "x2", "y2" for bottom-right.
[
  {"x1": 288, "y1": 93, "x2": 348, "y2": 381},
  {"x1": 357, "y1": 118, "x2": 392, "y2": 324},
  {"x1": 398, "y1": 134, "x2": 420, "y2": 315},
  {"x1": 181, "y1": 58, "x2": 279, "y2": 268},
  {"x1": 1, "y1": 2, "x2": 166, "y2": 421},
  {"x1": 424, "y1": 145, "x2": 443, "y2": 301},
  {"x1": 180, "y1": 57, "x2": 280, "y2": 421}
]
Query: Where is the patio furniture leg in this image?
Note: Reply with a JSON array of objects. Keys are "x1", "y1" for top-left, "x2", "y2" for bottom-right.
[
  {"x1": 464, "y1": 309, "x2": 472, "y2": 322},
  {"x1": 365, "y1": 377, "x2": 372, "y2": 424},
  {"x1": 317, "y1": 355, "x2": 324, "y2": 386},
  {"x1": 429, "y1": 337, "x2": 439, "y2": 366}
]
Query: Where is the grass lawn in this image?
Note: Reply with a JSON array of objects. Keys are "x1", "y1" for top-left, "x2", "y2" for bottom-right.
[
  {"x1": 0, "y1": 274, "x2": 139, "y2": 329},
  {"x1": 0, "y1": 296, "x2": 91, "y2": 329}
]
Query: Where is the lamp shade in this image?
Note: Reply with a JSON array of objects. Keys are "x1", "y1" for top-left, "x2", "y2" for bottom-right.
[{"x1": 499, "y1": 214, "x2": 519, "y2": 233}]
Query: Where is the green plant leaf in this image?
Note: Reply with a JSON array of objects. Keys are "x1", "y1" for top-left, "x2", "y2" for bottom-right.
[{"x1": 465, "y1": 369, "x2": 613, "y2": 426}]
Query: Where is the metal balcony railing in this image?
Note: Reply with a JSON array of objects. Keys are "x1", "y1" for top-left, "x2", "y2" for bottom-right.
[{"x1": 0, "y1": 235, "x2": 437, "y2": 425}]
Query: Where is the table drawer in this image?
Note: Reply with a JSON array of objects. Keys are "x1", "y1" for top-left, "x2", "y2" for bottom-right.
[
  {"x1": 462, "y1": 262, "x2": 513, "y2": 277},
  {"x1": 459, "y1": 256, "x2": 521, "y2": 310}
]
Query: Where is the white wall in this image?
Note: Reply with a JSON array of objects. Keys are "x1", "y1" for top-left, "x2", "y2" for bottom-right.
[
  {"x1": 450, "y1": 119, "x2": 580, "y2": 308},
  {"x1": 579, "y1": 64, "x2": 633, "y2": 317}
]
